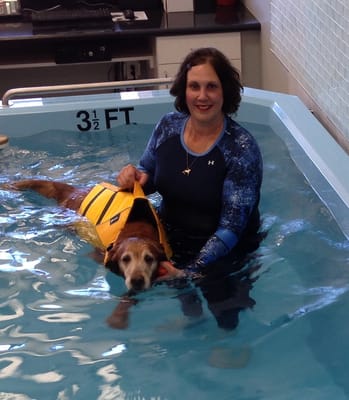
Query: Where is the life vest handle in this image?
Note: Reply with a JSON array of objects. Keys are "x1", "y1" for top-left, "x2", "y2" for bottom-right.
[{"x1": 133, "y1": 180, "x2": 145, "y2": 198}]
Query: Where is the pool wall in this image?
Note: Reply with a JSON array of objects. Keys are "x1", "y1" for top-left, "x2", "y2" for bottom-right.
[{"x1": 1, "y1": 87, "x2": 348, "y2": 238}]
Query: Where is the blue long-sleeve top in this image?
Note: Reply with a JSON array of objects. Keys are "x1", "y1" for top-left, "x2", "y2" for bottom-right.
[{"x1": 138, "y1": 112, "x2": 263, "y2": 269}]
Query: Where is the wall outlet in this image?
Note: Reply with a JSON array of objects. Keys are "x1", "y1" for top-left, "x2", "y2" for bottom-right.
[{"x1": 123, "y1": 61, "x2": 141, "y2": 80}]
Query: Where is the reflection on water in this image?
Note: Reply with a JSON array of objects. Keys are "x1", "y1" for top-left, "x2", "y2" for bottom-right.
[{"x1": 0, "y1": 124, "x2": 348, "y2": 399}]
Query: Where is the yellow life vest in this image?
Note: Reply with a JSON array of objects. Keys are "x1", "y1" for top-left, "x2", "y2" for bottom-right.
[{"x1": 77, "y1": 181, "x2": 172, "y2": 259}]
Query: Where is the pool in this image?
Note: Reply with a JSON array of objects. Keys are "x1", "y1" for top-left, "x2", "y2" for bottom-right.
[{"x1": 0, "y1": 87, "x2": 349, "y2": 399}]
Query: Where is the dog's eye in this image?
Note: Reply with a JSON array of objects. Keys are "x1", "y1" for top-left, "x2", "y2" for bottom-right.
[
  {"x1": 121, "y1": 254, "x2": 131, "y2": 264},
  {"x1": 144, "y1": 254, "x2": 154, "y2": 264}
]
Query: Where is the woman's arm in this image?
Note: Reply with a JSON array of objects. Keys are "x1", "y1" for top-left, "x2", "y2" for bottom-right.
[
  {"x1": 116, "y1": 115, "x2": 167, "y2": 190},
  {"x1": 189, "y1": 123, "x2": 263, "y2": 271}
]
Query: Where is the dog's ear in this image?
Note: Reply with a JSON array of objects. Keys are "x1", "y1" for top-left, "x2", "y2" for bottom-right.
[
  {"x1": 104, "y1": 243, "x2": 123, "y2": 276},
  {"x1": 148, "y1": 241, "x2": 167, "y2": 262},
  {"x1": 149, "y1": 243, "x2": 171, "y2": 279},
  {"x1": 105, "y1": 258, "x2": 122, "y2": 275}
]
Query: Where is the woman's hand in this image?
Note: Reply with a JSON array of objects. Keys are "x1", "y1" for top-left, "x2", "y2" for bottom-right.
[
  {"x1": 155, "y1": 261, "x2": 186, "y2": 282},
  {"x1": 117, "y1": 164, "x2": 148, "y2": 189}
]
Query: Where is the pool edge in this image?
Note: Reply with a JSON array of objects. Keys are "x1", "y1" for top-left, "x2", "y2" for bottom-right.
[{"x1": 1, "y1": 87, "x2": 348, "y2": 239}]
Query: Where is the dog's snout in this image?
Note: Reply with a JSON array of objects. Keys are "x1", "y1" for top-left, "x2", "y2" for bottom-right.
[{"x1": 130, "y1": 276, "x2": 146, "y2": 291}]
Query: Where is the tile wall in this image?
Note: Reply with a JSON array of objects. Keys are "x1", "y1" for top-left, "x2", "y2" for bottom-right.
[{"x1": 270, "y1": 0, "x2": 349, "y2": 144}]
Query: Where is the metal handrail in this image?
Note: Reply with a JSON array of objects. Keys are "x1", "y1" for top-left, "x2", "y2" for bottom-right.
[{"x1": 1, "y1": 77, "x2": 174, "y2": 106}]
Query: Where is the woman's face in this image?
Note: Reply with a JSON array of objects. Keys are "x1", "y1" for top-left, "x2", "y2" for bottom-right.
[{"x1": 185, "y1": 62, "x2": 224, "y2": 125}]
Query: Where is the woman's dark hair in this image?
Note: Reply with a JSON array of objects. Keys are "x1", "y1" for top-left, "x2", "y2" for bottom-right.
[{"x1": 170, "y1": 47, "x2": 243, "y2": 115}]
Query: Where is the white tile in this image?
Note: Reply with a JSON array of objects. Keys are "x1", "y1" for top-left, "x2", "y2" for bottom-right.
[{"x1": 270, "y1": 0, "x2": 349, "y2": 142}]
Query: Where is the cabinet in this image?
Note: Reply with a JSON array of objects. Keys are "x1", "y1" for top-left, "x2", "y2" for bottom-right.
[
  {"x1": 155, "y1": 32, "x2": 241, "y2": 80},
  {"x1": 0, "y1": 37, "x2": 155, "y2": 96}
]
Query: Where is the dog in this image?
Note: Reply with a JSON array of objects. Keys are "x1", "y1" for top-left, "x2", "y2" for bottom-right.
[
  {"x1": 4, "y1": 179, "x2": 264, "y2": 331},
  {"x1": 4, "y1": 179, "x2": 179, "y2": 292}
]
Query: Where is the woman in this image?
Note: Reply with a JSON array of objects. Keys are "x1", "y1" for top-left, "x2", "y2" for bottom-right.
[{"x1": 117, "y1": 47, "x2": 263, "y2": 276}]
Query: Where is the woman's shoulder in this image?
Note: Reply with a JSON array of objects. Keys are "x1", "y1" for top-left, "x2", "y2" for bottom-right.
[
  {"x1": 221, "y1": 117, "x2": 262, "y2": 166},
  {"x1": 152, "y1": 112, "x2": 187, "y2": 147},
  {"x1": 225, "y1": 116, "x2": 251, "y2": 136},
  {"x1": 224, "y1": 117, "x2": 259, "y2": 147},
  {"x1": 159, "y1": 111, "x2": 187, "y2": 125},
  {"x1": 155, "y1": 112, "x2": 187, "y2": 135}
]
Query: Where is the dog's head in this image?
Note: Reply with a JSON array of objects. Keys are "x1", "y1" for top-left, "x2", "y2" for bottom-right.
[{"x1": 104, "y1": 237, "x2": 167, "y2": 292}]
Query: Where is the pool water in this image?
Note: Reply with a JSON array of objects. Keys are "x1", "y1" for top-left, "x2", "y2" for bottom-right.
[{"x1": 0, "y1": 122, "x2": 348, "y2": 400}]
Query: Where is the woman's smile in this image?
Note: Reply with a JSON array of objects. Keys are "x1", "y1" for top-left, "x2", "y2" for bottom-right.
[{"x1": 195, "y1": 104, "x2": 212, "y2": 111}]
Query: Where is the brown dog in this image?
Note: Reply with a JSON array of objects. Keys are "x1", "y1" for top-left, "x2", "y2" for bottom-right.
[{"x1": 5, "y1": 179, "x2": 178, "y2": 292}]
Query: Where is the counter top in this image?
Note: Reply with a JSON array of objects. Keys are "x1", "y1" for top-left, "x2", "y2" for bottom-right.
[{"x1": 0, "y1": 5, "x2": 260, "y2": 44}]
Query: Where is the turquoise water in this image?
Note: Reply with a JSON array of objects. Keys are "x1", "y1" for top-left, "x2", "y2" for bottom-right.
[{"x1": 0, "y1": 123, "x2": 348, "y2": 399}]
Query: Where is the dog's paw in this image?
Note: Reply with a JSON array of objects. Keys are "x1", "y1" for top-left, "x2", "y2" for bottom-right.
[
  {"x1": 0, "y1": 182, "x2": 17, "y2": 191},
  {"x1": 106, "y1": 296, "x2": 136, "y2": 329},
  {"x1": 106, "y1": 313, "x2": 129, "y2": 330}
]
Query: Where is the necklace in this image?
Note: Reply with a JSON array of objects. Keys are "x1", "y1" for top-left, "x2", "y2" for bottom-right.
[
  {"x1": 182, "y1": 151, "x2": 198, "y2": 176},
  {"x1": 182, "y1": 117, "x2": 222, "y2": 176}
]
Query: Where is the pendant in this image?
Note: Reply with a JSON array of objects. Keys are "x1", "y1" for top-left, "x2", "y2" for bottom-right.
[{"x1": 182, "y1": 168, "x2": 191, "y2": 176}]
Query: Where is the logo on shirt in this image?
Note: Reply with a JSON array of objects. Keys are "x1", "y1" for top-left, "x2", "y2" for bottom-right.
[{"x1": 208, "y1": 160, "x2": 215, "y2": 166}]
